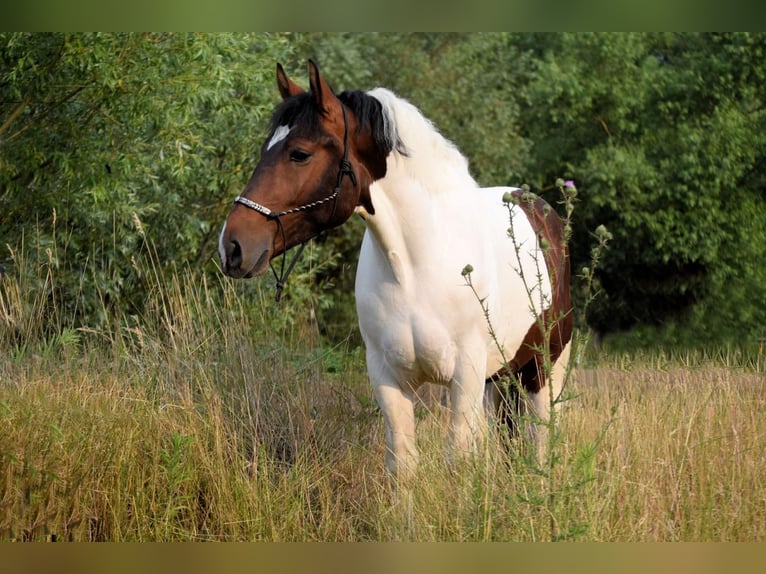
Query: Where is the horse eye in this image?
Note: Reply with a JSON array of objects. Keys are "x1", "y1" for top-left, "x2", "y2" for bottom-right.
[{"x1": 289, "y1": 149, "x2": 311, "y2": 163}]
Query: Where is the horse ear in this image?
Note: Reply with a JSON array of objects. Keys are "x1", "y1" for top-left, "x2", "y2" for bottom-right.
[
  {"x1": 308, "y1": 59, "x2": 336, "y2": 115},
  {"x1": 276, "y1": 63, "x2": 304, "y2": 100}
]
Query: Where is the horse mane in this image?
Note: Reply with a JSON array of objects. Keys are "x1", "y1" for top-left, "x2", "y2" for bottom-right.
[
  {"x1": 338, "y1": 90, "x2": 405, "y2": 158},
  {"x1": 366, "y1": 88, "x2": 476, "y2": 192}
]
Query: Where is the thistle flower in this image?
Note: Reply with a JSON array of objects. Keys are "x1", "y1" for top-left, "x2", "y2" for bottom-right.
[{"x1": 561, "y1": 179, "x2": 577, "y2": 199}]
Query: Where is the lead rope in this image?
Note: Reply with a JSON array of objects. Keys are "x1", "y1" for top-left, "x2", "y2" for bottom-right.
[
  {"x1": 269, "y1": 217, "x2": 306, "y2": 302},
  {"x1": 236, "y1": 104, "x2": 356, "y2": 302}
]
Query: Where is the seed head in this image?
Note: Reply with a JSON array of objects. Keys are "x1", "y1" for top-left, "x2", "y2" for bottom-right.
[{"x1": 595, "y1": 224, "x2": 612, "y2": 241}]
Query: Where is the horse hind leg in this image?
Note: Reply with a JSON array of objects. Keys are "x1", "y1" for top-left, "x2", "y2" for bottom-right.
[
  {"x1": 491, "y1": 339, "x2": 572, "y2": 460},
  {"x1": 489, "y1": 374, "x2": 524, "y2": 439}
]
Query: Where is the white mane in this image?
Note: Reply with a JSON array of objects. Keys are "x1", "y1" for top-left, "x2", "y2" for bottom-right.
[{"x1": 367, "y1": 88, "x2": 478, "y2": 194}]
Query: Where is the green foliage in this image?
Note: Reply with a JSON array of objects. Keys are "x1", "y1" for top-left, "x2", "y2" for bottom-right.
[
  {"x1": 1, "y1": 32, "x2": 294, "y2": 330},
  {"x1": 512, "y1": 33, "x2": 766, "y2": 344},
  {"x1": 301, "y1": 33, "x2": 766, "y2": 347}
]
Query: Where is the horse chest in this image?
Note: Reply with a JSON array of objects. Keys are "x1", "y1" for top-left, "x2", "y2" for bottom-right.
[
  {"x1": 356, "y1": 259, "x2": 472, "y2": 385},
  {"x1": 374, "y1": 306, "x2": 458, "y2": 385}
]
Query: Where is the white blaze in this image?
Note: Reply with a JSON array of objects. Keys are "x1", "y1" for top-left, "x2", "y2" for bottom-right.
[
  {"x1": 267, "y1": 125, "x2": 291, "y2": 150},
  {"x1": 218, "y1": 221, "x2": 227, "y2": 266}
]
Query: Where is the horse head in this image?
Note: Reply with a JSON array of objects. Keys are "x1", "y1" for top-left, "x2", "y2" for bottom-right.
[{"x1": 219, "y1": 60, "x2": 381, "y2": 280}]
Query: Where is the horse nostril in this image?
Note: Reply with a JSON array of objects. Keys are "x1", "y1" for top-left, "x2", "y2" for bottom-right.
[{"x1": 228, "y1": 240, "x2": 243, "y2": 269}]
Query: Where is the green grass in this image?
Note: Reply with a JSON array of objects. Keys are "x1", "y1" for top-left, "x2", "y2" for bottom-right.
[{"x1": 1, "y1": 258, "x2": 765, "y2": 541}]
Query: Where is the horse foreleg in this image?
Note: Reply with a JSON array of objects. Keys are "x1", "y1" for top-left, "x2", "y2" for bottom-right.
[
  {"x1": 448, "y1": 354, "x2": 488, "y2": 462},
  {"x1": 373, "y1": 378, "x2": 418, "y2": 480}
]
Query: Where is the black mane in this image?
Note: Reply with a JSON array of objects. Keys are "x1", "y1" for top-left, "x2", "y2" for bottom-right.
[{"x1": 339, "y1": 90, "x2": 402, "y2": 156}]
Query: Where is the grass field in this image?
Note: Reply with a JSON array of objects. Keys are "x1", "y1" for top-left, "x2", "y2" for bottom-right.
[{"x1": 1, "y1": 265, "x2": 765, "y2": 541}]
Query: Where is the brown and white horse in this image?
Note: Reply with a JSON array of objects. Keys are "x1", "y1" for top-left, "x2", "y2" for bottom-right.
[{"x1": 219, "y1": 61, "x2": 572, "y2": 478}]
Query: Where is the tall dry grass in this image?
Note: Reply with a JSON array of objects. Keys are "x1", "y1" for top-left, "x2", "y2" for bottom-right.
[
  {"x1": 1, "y1": 246, "x2": 764, "y2": 540},
  {"x1": 572, "y1": 364, "x2": 765, "y2": 540}
]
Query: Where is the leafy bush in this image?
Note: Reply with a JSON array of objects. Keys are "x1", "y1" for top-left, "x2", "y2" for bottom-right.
[{"x1": 1, "y1": 32, "x2": 294, "y2": 330}]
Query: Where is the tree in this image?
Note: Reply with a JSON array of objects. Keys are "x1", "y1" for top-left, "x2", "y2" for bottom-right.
[
  {"x1": 513, "y1": 33, "x2": 766, "y2": 344},
  {"x1": 8, "y1": 33, "x2": 763, "y2": 348}
]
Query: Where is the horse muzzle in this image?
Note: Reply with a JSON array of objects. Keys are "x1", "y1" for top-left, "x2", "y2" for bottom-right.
[{"x1": 218, "y1": 223, "x2": 272, "y2": 278}]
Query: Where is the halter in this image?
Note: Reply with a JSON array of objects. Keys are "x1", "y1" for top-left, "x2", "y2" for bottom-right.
[{"x1": 234, "y1": 104, "x2": 357, "y2": 302}]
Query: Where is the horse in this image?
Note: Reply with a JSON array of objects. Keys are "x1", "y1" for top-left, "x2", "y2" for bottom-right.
[{"x1": 219, "y1": 60, "x2": 572, "y2": 479}]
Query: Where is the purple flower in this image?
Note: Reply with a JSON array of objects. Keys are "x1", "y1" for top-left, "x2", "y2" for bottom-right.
[{"x1": 564, "y1": 180, "x2": 575, "y2": 188}]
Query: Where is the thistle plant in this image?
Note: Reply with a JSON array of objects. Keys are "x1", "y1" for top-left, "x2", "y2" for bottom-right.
[{"x1": 462, "y1": 178, "x2": 611, "y2": 541}]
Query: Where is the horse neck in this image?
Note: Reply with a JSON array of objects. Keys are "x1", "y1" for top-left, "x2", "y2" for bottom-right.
[
  {"x1": 360, "y1": 91, "x2": 479, "y2": 280},
  {"x1": 362, "y1": 153, "x2": 477, "y2": 282}
]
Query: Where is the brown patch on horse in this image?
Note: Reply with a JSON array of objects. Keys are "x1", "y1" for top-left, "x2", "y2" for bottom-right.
[{"x1": 488, "y1": 190, "x2": 573, "y2": 396}]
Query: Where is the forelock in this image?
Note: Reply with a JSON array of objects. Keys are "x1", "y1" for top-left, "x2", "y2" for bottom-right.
[{"x1": 269, "y1": 93, "x2": 322, "y2": 137}]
